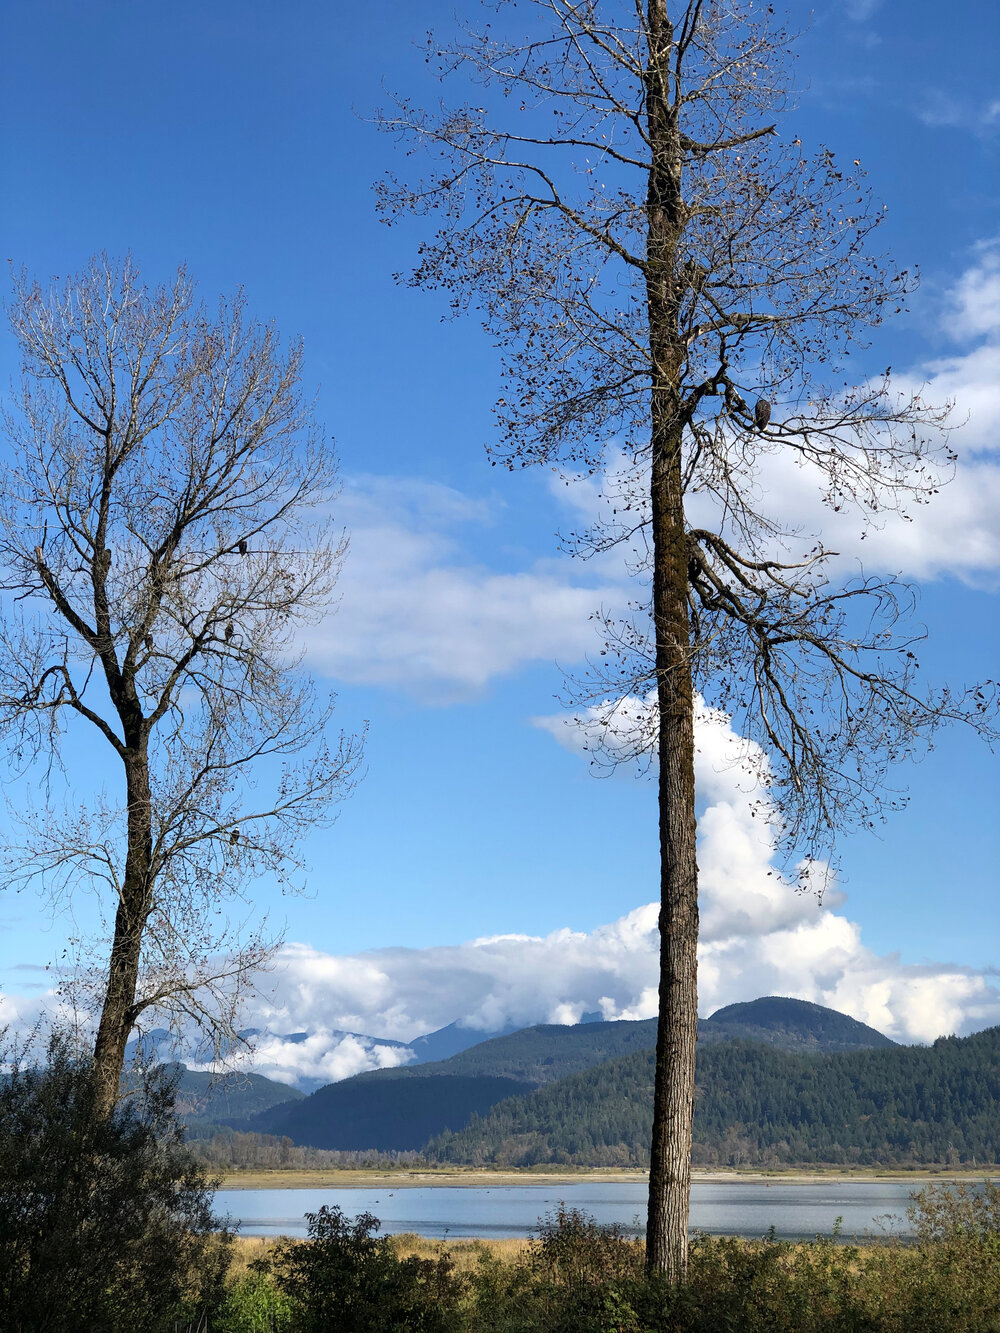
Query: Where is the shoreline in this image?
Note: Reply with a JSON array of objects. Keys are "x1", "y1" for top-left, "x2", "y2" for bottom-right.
[{"x1": 215, "y1": 1166, "x2": 990, "y2": 1191}]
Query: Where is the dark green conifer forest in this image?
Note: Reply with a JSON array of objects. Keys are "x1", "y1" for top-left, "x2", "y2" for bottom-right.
[{"x1": 427, "y1": 1028, "x2": 1000, "y2": 1168}]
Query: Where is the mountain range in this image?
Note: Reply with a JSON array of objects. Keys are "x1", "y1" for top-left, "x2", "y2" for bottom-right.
[
  {"x1": 428, "y1": 1026, "x2": 999, "y2": 1168},
  {"x1": 174, "y1": 998, "x2": 999, "y2": 1167},
  {"x1": 196, "y1": 997, "x2": 904, "y2": 1153},
  {"x1": 162, "y1": 992, "x2": 892, "y2": 1115},
  {"x1": 134, "y1": 1018, "x2": 519, "y2": 1094}
]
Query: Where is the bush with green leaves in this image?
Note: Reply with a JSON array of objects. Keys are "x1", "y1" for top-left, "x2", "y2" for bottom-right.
[
  {"x1": 463, "y1": 1191, "x2": 1000, "y2": 1333},
  {"x1": 213, "y1": 1270, "x2": 294, "y2": 1333},
  {"x1": 0, "y1": 1033, "x2": 231, "y2": 1333},
  {"x1": 270, "y1": 1204, "x2": 464, "y2": 1333}
]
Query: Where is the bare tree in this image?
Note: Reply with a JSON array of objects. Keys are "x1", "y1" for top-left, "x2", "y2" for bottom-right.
[
  {"x1": 376, "y1": 0, "x2": 996, "y2": 1278},
  {"x1": 0, "y1": 256, "x2": 363, "y2": 1116}
]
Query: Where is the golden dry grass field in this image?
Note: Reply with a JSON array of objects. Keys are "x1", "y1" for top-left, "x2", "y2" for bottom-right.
[{"x1": 216, "y1": 1165, "x2": 982, "y2": 1190}]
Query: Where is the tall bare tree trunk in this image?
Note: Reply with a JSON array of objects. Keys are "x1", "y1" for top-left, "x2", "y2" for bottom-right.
[
  {"x1": 91, "y1": 752, "x2": 154, "y2": 1116},
  {"x1": 377, "y1": 0, "x2": 983, "y2": 1282},
  {"x1": 644, "y1": 0, "x2": 700, "y2": 1281},
  {"x1": 645, "y1": 433, "x2": 699, "y2": 1280}
]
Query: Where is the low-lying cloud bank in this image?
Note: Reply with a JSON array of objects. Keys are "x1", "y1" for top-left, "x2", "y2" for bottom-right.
[
  {"x1": 6, "y1": 702, "x2": 992, "y2": 1090},
  {"x1": 235, "y1": 703, "x2": 999, "y2": 1087}
]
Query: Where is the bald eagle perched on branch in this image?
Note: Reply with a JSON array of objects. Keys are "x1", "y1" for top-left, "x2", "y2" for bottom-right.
[{"x1": 754, "y1": 398, "x2": 772, "y2": 430}]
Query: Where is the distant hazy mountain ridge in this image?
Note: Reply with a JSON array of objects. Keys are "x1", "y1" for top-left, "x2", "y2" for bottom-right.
[
  {"x1": 132, "y1": 1019, "x2": 512, "y2": 1096},
  {"x1": 170, "y1": 1064, "x2": 305, "y2": 1122}
]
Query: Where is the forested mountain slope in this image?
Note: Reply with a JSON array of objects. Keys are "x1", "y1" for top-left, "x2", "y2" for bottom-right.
[
  {"x1": 248, "y1": 997, "x2": 895, "y2": 1151},
  {"x1": 248, "y1": 1018, "x2": 665, "y2": 1146},
  {"x1": 422, "y1": 997, "x2": 893, "y2": 1083},
  {"x1": 172, "y1": 1064, "x2": 303, "y2": 1122},
  {"x1": 426, "y1": 1027, "x2": 1000, "y2": 1168},
  {"x1": 408, "y1": 1018, "x2": 660, "y2": 1084},
  {"x1": 699, "y1": 997, "x2": 896, "y2": 1053},
  {"x1": 249, "y1": 1074, "x2": 531, "y2": 1151}
]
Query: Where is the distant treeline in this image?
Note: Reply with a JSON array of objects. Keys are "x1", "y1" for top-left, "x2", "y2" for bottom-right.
[
  {"x1": 185, "y1": 1126, "x2": 423, "y2": 1172},
  {"x1": 426, "y1": 1028, "x2": 1000, "y2": 1168}
]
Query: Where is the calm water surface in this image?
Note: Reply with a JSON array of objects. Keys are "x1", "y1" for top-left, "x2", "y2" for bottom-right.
[{"x1": 214, "y1": 1181, "x2": 921, "y2": 1242}]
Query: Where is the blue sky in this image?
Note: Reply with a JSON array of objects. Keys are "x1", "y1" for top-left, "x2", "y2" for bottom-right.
[{"x1": 1, "y1": 0, "x2": 998, "y2": 1081}]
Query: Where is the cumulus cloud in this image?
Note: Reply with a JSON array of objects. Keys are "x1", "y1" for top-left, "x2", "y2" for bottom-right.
[
  {"x1": 213, "y1": 704, "x2": 999, "y2": 1085},
  {"x1": 724, "y1": 409, "x2": 1000, "y2": 586},
  {"x1": 753, "y1": 254, "x2": 1000, "y2": 585},
  {"x1": 945, "y1": 242, "x2": 1000, "y2": 342},
  {"x1": 188, "y1": 1029, "x2": 415, "y2": 1092},
  {"x1": 536, "y1": 693, "x2": 845, "y2": 945},
  {"x1": 4, "y1": 701, "x2": 996, "y2": 1086},
  {"x1": 302, "y1": 475, "x2": 621, "y2": 700},
  {"x1": 255, "y1": 909, "x2": 662, "y2": 1050},
  {"x1": 552, "y1": 254, "x2": 1000, "y2": 590}
]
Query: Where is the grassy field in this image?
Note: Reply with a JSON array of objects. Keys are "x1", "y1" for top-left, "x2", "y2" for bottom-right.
[
  {"x1": 229, "y1": 1231, "x2": 530, "y2": 1277},
  {"x1": 216, "y1": 1164, "x2": 988, "y2": 1190}
]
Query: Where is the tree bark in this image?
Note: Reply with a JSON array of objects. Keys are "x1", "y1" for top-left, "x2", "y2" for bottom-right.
[
  {"x1": 644, "y1": 0, "x2": 700, "y2": 1281},
  {"x1": 91, "y1": 751, "x2": 154, "y2": 1116},
  {"x1": 644, "y1": 435, "x2": 699, "y2": 1280}
]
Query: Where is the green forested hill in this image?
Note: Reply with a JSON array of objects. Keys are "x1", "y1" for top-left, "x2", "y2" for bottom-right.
[
  {"x1": 699, "y1": 997, "x2": 896, "y2": 1053},
  {"x1": 248, "y1": 998, "x2": 898, "y2": 1151},
  {"x1": 250, "y1": 1074, "x2": 532, "y2": 1150},
  {"x1": 171, "y1": 1064, "x2": 303, "y2": 1122},
  {"x1": 426, "y1": 1027, "x2": 1000, "y2": 1168}
]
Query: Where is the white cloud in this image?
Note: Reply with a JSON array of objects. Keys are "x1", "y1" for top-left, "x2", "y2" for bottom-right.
[
  {"x1": 256, "y1": 910, "x2": 663, "y2": 1048},
  {"x1": 0, "y1": 984, "x2": 93, "y2": 1050},
  {"x1": 945, "y1": 241, "x2": 1000, "y2": 341},
  {"x1": 733, "y1": 419, "x2": 1000, "y2": 586},
  {"x1": 211, "y1": 704, "x2": 999, "y2": 1082},
  {"x1": 5, "y1": 703, "x2": 996, "y2": 1083},
  {"x1": 553, "y1": 254, "x2": 1000, "y2": 589},
  {"x1": 188, "y1": 1029, "x2": 415, "y2": 1092},
  {"x1": 536, "y1": 694, "x2": 846, "y2": 946},
  {"x1": 917, "y1": 94, "x2": 1000, "y2": 137},
  {"x1": 303, "y1": 475, "x2": 621, "y2": 700},
  {"x1": 752, "y1": 257, "x2": 1000, "y2": 585}
]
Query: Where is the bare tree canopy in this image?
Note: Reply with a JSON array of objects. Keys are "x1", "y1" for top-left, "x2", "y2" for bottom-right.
[
  {"x1": 376, "y1": 0, "x2": 996, "y2": 1277},
  {"x1": 0, "y1": 255, "x2": 363, "y2": 1113}
]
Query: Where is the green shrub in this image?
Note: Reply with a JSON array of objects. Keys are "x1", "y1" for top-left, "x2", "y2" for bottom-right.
[
  {"x1": 0, "y1": 1032, "x2": 231, "y2": 1333},
  {"x1": 270, "y1": 1204, "x2": 464, "y2": 1332},
  {"x1": 464, "y1": 1248, "x2": 540, "y2": 1333},
  {"x1": 465, "y1": 1193, "x2": 1000, "y2": 1333},
  {"x1": 532, "y1": 1205, "x2": 644, "y2": 1289},
  {"x1": 909, "y1": 1178, "x2": 1000, "y2": 1248},
  {"x1": 214, "y1": 1271, "x2": 294, "y2": 1333}
]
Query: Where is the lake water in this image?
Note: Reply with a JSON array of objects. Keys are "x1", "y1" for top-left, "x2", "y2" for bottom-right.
[{"x1": 214, "y1": 1180, "x2": 925, "y2": 1242}]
